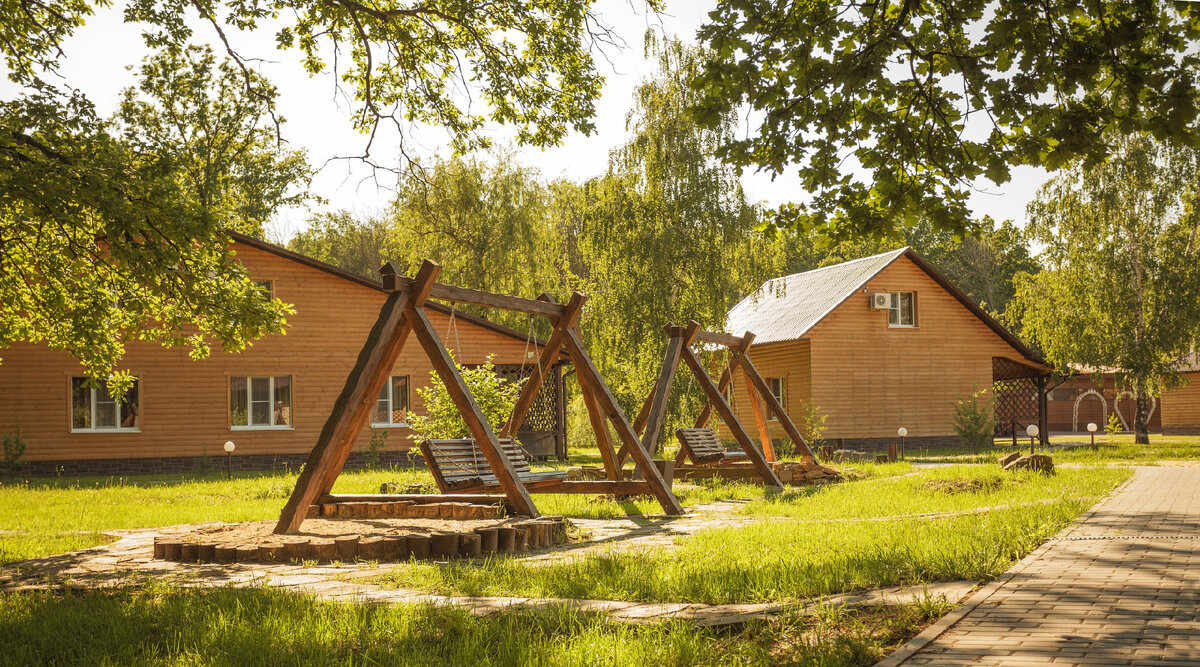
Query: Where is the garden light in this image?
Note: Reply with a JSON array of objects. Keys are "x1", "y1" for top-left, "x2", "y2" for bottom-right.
[{"x1": 224, "y1": 440, "x2": 236, "y2": 479}]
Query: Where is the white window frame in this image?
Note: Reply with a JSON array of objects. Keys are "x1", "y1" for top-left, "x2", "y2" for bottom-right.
[
  {"x1": 71, "y1": 377, "x2": 141, "y2": 433},
  {"x1": 371, "y1": 375, "x2": 411, "y2": 428},
  {"x1": 254, "y1": 280, "x2": 274, "y2": 297},
  {"x1": 888, "y1": 292, "x2": 917, "y2": 328},
  {"x1": 767, "y1": 377, "x2": 786, "y2": 421},
  {"x1": 230, "y1": 375, "x2": 294, "y2": 431}
]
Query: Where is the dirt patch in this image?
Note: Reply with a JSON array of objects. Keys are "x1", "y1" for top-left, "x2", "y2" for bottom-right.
[
  {"x1": 183, "y1": 516, "x2": 516, "y2": 544},
  {"x1": 920, "y1": 477, "x2": 1004, "y2": 494}
]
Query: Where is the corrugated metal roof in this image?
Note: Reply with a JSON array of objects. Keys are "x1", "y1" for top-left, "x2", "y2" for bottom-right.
[{"x1": 726, "y1": 248, "x2": 907, "y2": 344}]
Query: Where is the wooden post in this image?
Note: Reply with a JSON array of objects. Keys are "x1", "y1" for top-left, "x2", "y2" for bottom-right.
[
  {"x1": 406, "y1": 300, "x2": 540, "y2": 518},
  {"x1": 562, "y1": 327, "x2": 684, "y2": 515},
  {"x1": 273, "y1": 263, "x2": 436, "y2": 534},
  {"x1": 576, "y1": 354, "x2": 622, "y2": 479},
  {"x1": 734, "y1": 351, "x2": 818, "y2": 460},
  {"x1": 681, "y1": 347, "x2": 783, "y2": 489},
  {"x1": 743, "y1": 367, "x2": 777, "y2": 462},
  {"x1": 640, "y1": 322, "x2": 697, "y2": 456}
]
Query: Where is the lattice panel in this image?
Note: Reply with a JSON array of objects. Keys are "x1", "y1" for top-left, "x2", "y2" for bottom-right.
[
  {"x1": 992, "y1": 358, "x2": 1040, "y2": 437},
  {"x1": 495, "y1": 366, "x2": 558, "y2": 433}
]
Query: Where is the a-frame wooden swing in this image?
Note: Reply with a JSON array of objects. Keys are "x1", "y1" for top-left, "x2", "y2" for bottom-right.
[
  {"x1": 622, "y1": 321, "x2": 821, "y2": 491},
  {"x1": 274, "y1": 260, "x2": 682, "y2": 534}
]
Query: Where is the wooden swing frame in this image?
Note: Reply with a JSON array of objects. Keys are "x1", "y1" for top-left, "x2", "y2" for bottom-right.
[
  {"x1": 274, "y1": 260, "x2": 682, "y2": 534},
  {"x1": 621, "y1": 321, "x2": 821, "y2": 490}
]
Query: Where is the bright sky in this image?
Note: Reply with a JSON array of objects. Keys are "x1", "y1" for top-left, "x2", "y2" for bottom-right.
[{"x1": 2, "y1": 1, "x2": 1050, "y2": 241}]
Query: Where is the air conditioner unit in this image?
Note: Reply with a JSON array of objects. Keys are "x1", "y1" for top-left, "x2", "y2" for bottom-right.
[{"x1": 870, "y1": 293, "x2": 891, "y2": 310}]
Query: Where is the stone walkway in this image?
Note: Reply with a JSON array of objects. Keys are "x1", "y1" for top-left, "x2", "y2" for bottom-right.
[{"x1": 890, "y1": 466, "x2": 1200, "y2": 666}]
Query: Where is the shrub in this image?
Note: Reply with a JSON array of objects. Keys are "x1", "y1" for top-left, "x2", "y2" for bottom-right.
[
  {"x1": 777, "y1": 400, "x2": 827, "y2": 458},
  {"x1": 1105, "y1": 412, "x2": 1123, "y2": 437},
  {"x1": 408, "y1": 354, "x2": 525, "y2": 442},
  {"x1": 1, "y1": 426, "x2": 26, "y2": 473},
  {"x1": 949, "y1": 388, "x2": 995, "y2": 452},
  {"x1": 363, "y1": 429, "x2": 389, "y2": 469}
]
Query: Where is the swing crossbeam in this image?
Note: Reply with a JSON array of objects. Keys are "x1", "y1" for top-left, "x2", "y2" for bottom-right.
[{"x1": 273, "y1": 260, "x2": 683, "y2": 534}]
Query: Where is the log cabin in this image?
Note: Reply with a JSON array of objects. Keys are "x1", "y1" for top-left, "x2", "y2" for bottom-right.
[
  {"x1": 721, "y1": 247, "x2": 1052, "y2": 450},
  {"x1": 0, "y1": 232, "x2": 568, "y2": 476}
]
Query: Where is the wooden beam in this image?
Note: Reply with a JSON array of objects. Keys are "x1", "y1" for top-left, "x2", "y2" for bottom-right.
[
  {"x1": 500, "y1": 292, "x2": 585, "y2": 438},
  {"x1": 574, "y1": 344, "x2": 621, "y2": 479},
  {"x1": 694, "y1": 332, "x2": 754, "y2": 428},
  {"x1": 690, "y1": 329, "x2": 748, "y2": 348},
  {"x1": 387, "y1": 276, "x2": 567, "y2": 317},
  {"x1": 640, "y1": 321, "x2": 698, "y2": 456},
  {"x1": 734, "y1": 350, "x2": 818, "y2": 460},
  {"x1": 319, "y1": 493, "x2": 509, "y2": 507},
  {"x1": 407, "y1": 301, "x2": 540, "y2": 517},
  {"x1": 522, "y1": 480, "x2": 657, "y2": 495},
  {"x1": 681, "y1": 347, "x2": 783, "y2": 489},
  {"x1": 562, "y1": 327, "x2": 685, "y2": 514},
  {"x1": 743, "y1": 367, "x2": 777, "y2": 462}
]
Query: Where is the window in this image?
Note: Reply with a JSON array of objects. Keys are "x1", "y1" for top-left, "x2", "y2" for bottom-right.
[
  {"x1": 71, "y1": 378, "x2": 140, "y2": 432},
  {"x1": 767, "y1": 377, "x2": 786, "y2": 420},
  {"x1": 253, "y1": 280, "x2": 274, "y2": 297},
  {"x1": 372, "y1": 375, "x2": 411, "y2": 427},
  {"x1": 230, "y1": 376, "x2": 292, "y2": 429},
  {"x1": 888, "y1": 292, "x2": 916, "y2": 327}
]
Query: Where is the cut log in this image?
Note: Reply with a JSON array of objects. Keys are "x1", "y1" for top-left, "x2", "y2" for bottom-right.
[
  {"x1": 152, "y1": 538, "x2": 167, "y2": 560},
  {"x1": 321, "y1": 503, "x2": 338, "y2": 517},
  {"x1": 513, "y1": 526, "x2": 529, "y2": 551},
  {"x1": 197, "y1": 543, "x2": 217, "y2": 562},
  {"x1": 359, "y1": 536, "x2": 386, "y2": 560},
  {"x1": 214, "y1": 545, "x2": 237, "y2": 563},
  {"x1": 160, "y1": 540, "x2": 183, "y2": 561},
  {"x1": 311, "y1": 539, "x2": 336, "y2": 562},
  {"x1": 430, "y1": 532, "x2": 460, "y2": 558},
  {"x1": 496, "y1": 526, "x2": 516, "y2": 554},
  {"x1": 475, "y1": 527, "x2": 499, "y2": 554},
  {"x1": 180, "y1": 542, "x2": 198, "y2": 563},
  {"x1": 334, "y1": 535, "x2": 359, "y2": 559},
  {"x1": 407, "y1": 534, "x2": 432, "y2": 559},
  {"x1": 282, "y1": 540, "x2": 309, "y2": 562},
  {"x1": 258, "y1": 543, "x2": 285, "y2": 563},
  {"x1": 235, "y1": 545, "x2": 259, "y2": 563},
  {"x1": 459, "y1": 533, "x2": 482, "y2": 558},
  {"x1": 381, "y1": 535, "x2": 407, "y2": 560}
]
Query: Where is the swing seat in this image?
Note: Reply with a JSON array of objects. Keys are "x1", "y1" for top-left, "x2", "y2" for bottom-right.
[
  {"x1": 676, "y1": 428, "x2": 750, "y2": 466},
  {"x1": 420, "y1": 438, "x2": 568, "y2": 493}
]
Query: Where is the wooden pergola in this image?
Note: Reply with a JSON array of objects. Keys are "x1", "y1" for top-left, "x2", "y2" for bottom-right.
[
  {"x1": 274, "y1": 260, "x2": 682, "y2": 534},
  {"x1": 624, "y1": 321, "x2": 821, "y2": 489}
]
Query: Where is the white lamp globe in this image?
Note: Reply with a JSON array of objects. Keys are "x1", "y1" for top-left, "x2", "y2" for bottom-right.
[
  {"x1": 897, "y1": 427, "x2": 908, "y2": 437},
  {"x1": 1087, "y1": 422, "x2": 1098, "y2": 433},
  {"x1": 1026, "y1": 424, "x2": 1039, "y2": 438},
  {"x1": 223, "y1": 440, "x2": 236, "y2": 454}
]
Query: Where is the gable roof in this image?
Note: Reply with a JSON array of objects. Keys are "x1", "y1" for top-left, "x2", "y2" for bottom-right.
[
  {"x1": 727, "y1": 247, "x2": 1045, "y2": 367},
  {"x1": 225, "y1": 230, "x2": 553, "y2": 350}
]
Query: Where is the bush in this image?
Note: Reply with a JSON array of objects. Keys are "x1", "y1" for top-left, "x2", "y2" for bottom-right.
[
  {"x1": 363, "y1": 429, "x2": 388, "y2": 469},
  {"x1": 1105, "y1": 412, "x2": 1123, "y2": 437},
  {"x1": 2, "y1": 426, "x2": 26, "y2": 473},
  {"x1": 408, "y1": 355, "x2": 525, "y2": 442},
  {"x1": 777, "y1": 400, "x2": 827, "y2": 458},
  {"x1": 950, "y1": 388, "x2": 995, "y2": 452}
]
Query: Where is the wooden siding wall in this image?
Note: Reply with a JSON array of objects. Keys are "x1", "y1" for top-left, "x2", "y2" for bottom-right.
[
  {"x1": 0, "y1": 243, "x2": 542, "y2": 461},
  {"x1": 801, "y1": 256, "x2": 1035, "y2": 440},
  {"x1": 1162, "y1": 372, "x2": 1200, "y2": 435},
  {"x1": 716, "y1": 339, "x2": 810, "y2": 442}
]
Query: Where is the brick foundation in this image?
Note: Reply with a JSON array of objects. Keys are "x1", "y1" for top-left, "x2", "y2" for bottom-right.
[
  {"x1": 816, "y1": 435, "x2": 966, "y2": 452},
  {"x1": 9, "y1": 450, "x2": 422, "y2": 478}
]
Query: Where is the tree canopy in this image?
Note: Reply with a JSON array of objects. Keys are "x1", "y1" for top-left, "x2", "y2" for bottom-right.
[
  {"x1": 1009, "y1": 133, "x2": 1200, "y2": 443},
  {"x1": 692, "y1": 0, "x2": 1200, "y2": 239}
]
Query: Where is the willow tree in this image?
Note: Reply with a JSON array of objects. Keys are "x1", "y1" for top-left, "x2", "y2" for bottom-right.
[
  {"x1": 1009, "y1": 134, "x2": 1200, "y2": 444},
  {"x1": 574, "y1": 39, "x2": 771, "y2": 416}
]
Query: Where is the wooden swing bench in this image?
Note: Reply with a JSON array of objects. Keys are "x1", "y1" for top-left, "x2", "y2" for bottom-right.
[
  {"x1": 674, "y1": 428, "x2": 749, "y2": 466},
  {"x1": 421, "y1": 438, "x2": 568, "y2": 493}
]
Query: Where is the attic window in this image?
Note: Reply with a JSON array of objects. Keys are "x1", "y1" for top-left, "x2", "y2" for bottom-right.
[{"x1": 888, "y1": 292, "x2": 916, "y2": 327}]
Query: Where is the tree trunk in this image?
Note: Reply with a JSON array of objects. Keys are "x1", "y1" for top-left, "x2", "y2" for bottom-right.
[{"x1": 1134, "y1": 379, "x2": 1152, "y2": 445}]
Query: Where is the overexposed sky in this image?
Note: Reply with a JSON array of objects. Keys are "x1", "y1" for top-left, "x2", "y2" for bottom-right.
[{"x1": 1, "y1": 1, "x2": 1048, "y2": 241}]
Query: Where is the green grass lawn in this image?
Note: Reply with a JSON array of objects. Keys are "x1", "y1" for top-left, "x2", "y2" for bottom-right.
[
  {"x1": 375, "y1": 466, "x2": 1130, "y2": 605},
  {"x1": 907, "y1": 434, "x2": 1200, "y2": 464},
  {"x1": 0, "y1": 584, "x2": 950, "y2": 666}
]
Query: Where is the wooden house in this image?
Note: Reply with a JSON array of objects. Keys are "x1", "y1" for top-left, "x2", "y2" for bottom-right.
[
  {"x1": 0, "y1": 233, "x2": 567, "y2": 476},
  {"x1": 1050, "y1": 357, "x2": 1200, "y2": 435},
  {"x1": 721, "y1": 248, "x2": 1051, "y2": 450}
]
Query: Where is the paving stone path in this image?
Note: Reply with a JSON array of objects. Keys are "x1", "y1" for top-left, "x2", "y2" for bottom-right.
[
  {"x1": 0, "y1": 499, "x2": 976, "y2": 626},
  {"x1": 891, "y1": 466, "x2": 1200, "y2": 666}
]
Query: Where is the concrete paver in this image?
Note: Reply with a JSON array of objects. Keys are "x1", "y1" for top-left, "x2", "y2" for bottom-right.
[{"x1": 896, "y1": 466, "x2": 1200, "y2": 666}]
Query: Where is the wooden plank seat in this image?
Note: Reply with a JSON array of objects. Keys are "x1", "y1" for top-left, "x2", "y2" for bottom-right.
[
  {"x1": 421, "y1": 438, "x2": 567, "y2": 492},
  {"x1": 676, "y1": 428, "x2": 750, "y2": 466}
]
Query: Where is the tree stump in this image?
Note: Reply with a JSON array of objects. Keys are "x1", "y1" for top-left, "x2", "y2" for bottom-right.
[
  {"x1": 359, "y1": 536, "x2": 386, "y2": 560},
  {"x1": 513, "y1": 526, "x2": 529, "y2": 552},
  {"x1": 258, "y1": 543, "x2": 285, "y2": 563},
  {"x1": 214, "y1": 545, "x2": 238, "y2": 563},
  {"x1": 382, "y1": 535, "x2": 407, "y2": 560},
  {"x1": 180, "y1": 542, "x2": 199, "y2": 562},
  {"x1": 160, "y1": 540, "x2": 183, "y2": 561},
  {"x1": 235, "y1": 545, "x2": 259, "y2": 563},
  {"x1": 310, "y1": 539, "x2": 336, "y2": 561}
]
